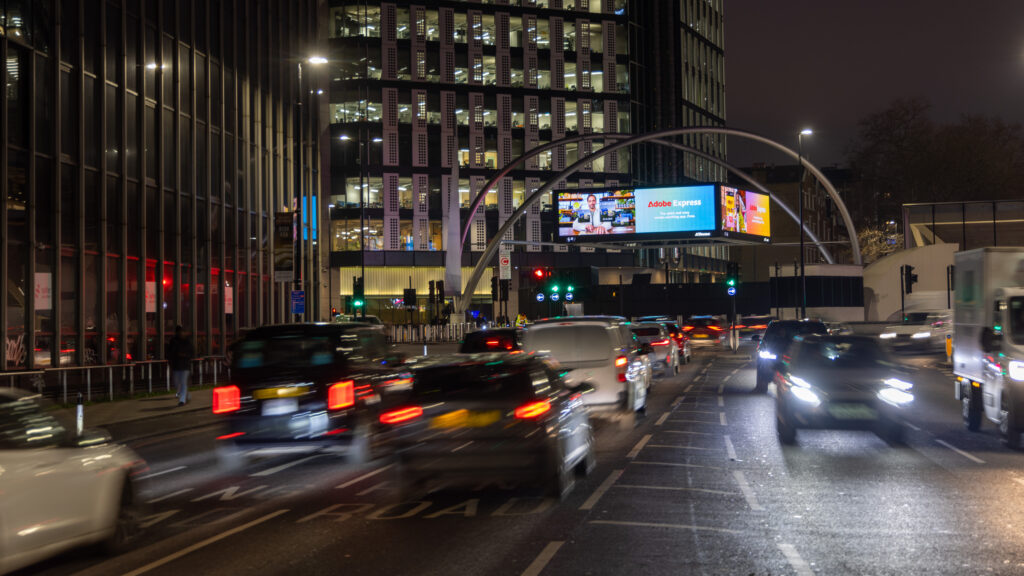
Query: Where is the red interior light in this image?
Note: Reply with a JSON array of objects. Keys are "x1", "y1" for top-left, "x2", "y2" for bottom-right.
[
  {"x1": 213, "y1": 385, "x2": 241, "y2": 414},
  {"x1": 380, "y1": 406, "x2": 424, "y2": 424},
  {"x1": 328, "y1": 380, "x2": 355, "y2": 410},
  {"x1": 514, "y1": 400, "x2": 552, "y2": 419}
]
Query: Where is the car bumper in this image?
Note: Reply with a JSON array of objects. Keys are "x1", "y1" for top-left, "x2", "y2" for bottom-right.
[
  {"x1": 782, "y1": 397, "x2": 902, "y2": 429},
  {"x1": 397, "y1": 437, "x2": 551, "y2": 479},
  {"x1": 221, "y1": 410, "x2": 357, "y2": 443}
]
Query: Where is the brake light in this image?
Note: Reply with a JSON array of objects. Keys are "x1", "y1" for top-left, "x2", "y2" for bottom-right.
[
  {"x1": 652, "y1": 339, "x2": 670, "y2": 346},
  {"x1": 514, "y1": 400, "x2": 552, "y2": 419},
  {"x1": 213, "y1": 385, "x2": 241, "y2": 414},
  {"x1": 486, "y1": 339, "x2": 500, "y2": 346},
  {"x1": 380, "y1": 406, "x2": 424, "y2": 424},
  {"x1": 708, "y1": 325, "x2": 723, "y2": 331},
  {"x1": 328, "y1": 380, "x2": 355, "y2": 410},
  {"x1": 682, "y1": 325, "x2": 694, "y2": 331},
  {"x1": 615, "y1": 356, "x2": 628, "y2": 367},
  {"x1": 734, "y1": 325, "x2": 746, "y2": 329}
]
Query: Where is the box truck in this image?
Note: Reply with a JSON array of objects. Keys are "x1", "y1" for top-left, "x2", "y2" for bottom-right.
[{"x1": 953, "y1": 248, "x2": 1024, "y2": 448}]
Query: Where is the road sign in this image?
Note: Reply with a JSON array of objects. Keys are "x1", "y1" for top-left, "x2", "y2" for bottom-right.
[
  {"x1": 727, "y1": 287, "x2": 736, "y2": 296},
  {"x1": 551, "y1": 292, "x2": 560, "y2": 302},
  {"x1": 499, "y1": 255, "x2": 511, "y2": 280},
  {"x1": 535, "y1": 292, "x2": 545, "y2": 302},
  {"x1": 290, "y1": 290, "x2": 305, "y2": 315},
  {"x1": 565, "y1": 292, "x2": 574, "y2": 302}
]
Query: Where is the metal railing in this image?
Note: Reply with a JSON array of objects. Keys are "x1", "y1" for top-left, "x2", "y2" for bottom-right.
[
  {"x1": 2, "y1": 356, "x2": 228, "y2": 406},
  {"x1": 387, "y1": 323, "x2": 477, "y2": 344}
]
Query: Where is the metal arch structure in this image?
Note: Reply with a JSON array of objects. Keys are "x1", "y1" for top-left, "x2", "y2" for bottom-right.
[{"x1": 457, "y1": 127, "x2": 862, "y2": 313}]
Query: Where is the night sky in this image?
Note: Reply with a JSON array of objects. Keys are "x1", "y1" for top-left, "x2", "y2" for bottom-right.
[{"x1": 724, "y1": 0, "x2": 1024, "y2": 168}]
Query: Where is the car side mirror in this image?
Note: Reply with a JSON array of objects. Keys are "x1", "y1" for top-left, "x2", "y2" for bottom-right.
[{"x1": 981, "y1": 327, "x2": 1002, "y2": 353}]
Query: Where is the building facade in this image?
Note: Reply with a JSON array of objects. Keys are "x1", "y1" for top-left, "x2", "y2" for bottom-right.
[
  {"x1": 323, "y1": 0, "x2": 732, "y2": 322},
  {"x1": 2, "y1": 0, "x2": 320, "y2": 371}
]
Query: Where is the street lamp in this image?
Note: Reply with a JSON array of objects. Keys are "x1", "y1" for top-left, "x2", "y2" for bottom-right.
[
  {"x1": 797, "y1": 128, "x2": 812, "y2": 319},
  {"x1": 296, "y1": 55, "x2": 327, "y2": 322}
]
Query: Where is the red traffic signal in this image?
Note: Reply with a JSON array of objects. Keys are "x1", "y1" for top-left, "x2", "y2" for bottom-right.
[{"x1": 533, "y1": 268, "x2": 547, "y2": 280}]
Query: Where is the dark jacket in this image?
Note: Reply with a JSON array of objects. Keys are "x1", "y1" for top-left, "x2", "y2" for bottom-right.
[{"x1": 167, "y1": 336, "x2": 194, "y2": 371}]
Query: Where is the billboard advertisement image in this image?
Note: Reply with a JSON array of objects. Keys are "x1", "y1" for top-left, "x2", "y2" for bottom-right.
[
  {"x1": 633, "y1": 185, "x2": 717, "y2": 234},
  {"x1": 558, "y1": 190, "x2": 636, "y2": 237},
  {"x1": 720, "y1": 186, "x2": 771, "y2": 242}
]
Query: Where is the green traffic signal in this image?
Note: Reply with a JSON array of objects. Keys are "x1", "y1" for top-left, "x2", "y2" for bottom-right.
[
  {"x1": 567, "y1": 285, "x2": 574, "y2": 292},
  {"x1": 353, "y1": 299, "x2": 364, "y2": 308},
  {"x1": 726, "y1": 278, "x2": 736, "y2": 287},
  {"x1": 551, "y1": 284, "x2": 560, "y2": 293}
]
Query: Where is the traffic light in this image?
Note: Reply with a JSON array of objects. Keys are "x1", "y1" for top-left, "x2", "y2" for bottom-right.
[
  {"x1": 353, "y1": 276, "x2": 365, "y2": 309},
  {"x1": 725, "y1": 262, "x2": 740, "y2": 292},
  {"x1": 499, "y1": 279, "x2": 510, "y2": 302},
  {"x1": 331, "y1": 306, "x2": 338, "y2": 317},
  {"x1": 533, "y1": 267, "x2": 547, "y2": 282},
  {"x1": 903, "y1": 264, "x2": 918, "y2": 294},
  {"x1": 490, "y1": 277, "x2": 498, "y2": 300}
]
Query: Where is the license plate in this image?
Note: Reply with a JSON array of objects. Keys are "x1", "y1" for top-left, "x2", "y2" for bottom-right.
[
  {"x1": 262, "y1": 398, "x2": 299, "y2": 416},
  {"x1": 254, "y1": 386, "x2": 308, "y2": 400},
  {"x1": 430, "y1": 409, "x2": 501, "y2": 429},
  {"x1": 827, "y1": 403, "x2": 877, "y2": 420},
  {"x1": 694, "y1": 334, "x2": 709, "y2": 339}
]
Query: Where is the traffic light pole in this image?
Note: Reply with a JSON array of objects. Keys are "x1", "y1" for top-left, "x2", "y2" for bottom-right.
[{"x1": 900, "y1": 265, "x2": 906, "y2": 323}]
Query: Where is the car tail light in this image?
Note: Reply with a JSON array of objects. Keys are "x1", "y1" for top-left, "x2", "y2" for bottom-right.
[
  {"x1": 514, "y1": 400, "x2": 552, "y2": 419},
  {"x1": 708, "y1": 325, "x2": 723, "y2": 332},
  {"x1": 213, "y1": 385, "x2": 241, "y2": 414},
  {"x1": 328, "y1": 380, "x2": 355, "y2": 410},
  {"x1": 380, "y1": 406, "x2": 424, "y2": 424},
  {"x1": 616, "y1": 355, "x2": 628, "y2": 382},
  {"x1": 734, "y1": 325, "x2": 746, "y2": 329},
  {"x1": 682, "y1": 325, "x2": 694, "y2": 331},
  {"x1": 652, "y1": 339, "x2": 670, "y2": 346},
  {"x1": 749, "y1": 324, "x2": 768, "y2": 330}
]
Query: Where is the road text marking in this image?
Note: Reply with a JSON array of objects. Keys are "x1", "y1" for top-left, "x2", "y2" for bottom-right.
[
  {"x1": 627, "y1": 434, "x2": 652, "y2": 459},
  {"x1": 778, "y1": 543, "x2": 815, "y2": 576},
  {"x1": 521, "y1": 541, "x2": 565, "y2": 576},
  {"x1": 936, "y1": 439, "x2": 986, "y2": 464},
  {"x1": 732, "y1": 470, "x2": 764, "y2": 511},
  {"x1": 579, "y1": 469, "x2": 624, "y2": 510}
]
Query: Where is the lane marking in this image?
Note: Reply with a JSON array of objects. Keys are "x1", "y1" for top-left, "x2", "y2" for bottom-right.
[
  {"x1": 357, "y1": 482, "x2": 389, "y2": 496},
  {"x1": 590, "y1": 519, "x2": 739, "y2": 535},
  {"x1": 146, "y1": 488, "x2": 193, "y2": 504},
  {"x1": 672, "y1": 409, "x2": 717, "y2": 414},
  {"x1": 723, "y1": 374, "x2": 733, "y2": 383},
  {"x1": 777, "y1": 543, "x2": 815, "y2": 576},
  {"x1": 719, "y1": 412, "x2": 728, "y2": 426},
  {"x1": 693, "y1": 376, "x2": 703, "y2": 383},
  {"x1": 627, "y1": 434, "x2": 652, "y2": 459},
  {"x1": 730, "y1": 368, "x2": 740, "y2": 376},
  {"x1": 632, "y1": 461, "x2": 721, "y2": 470},
  {"x1": 684, "y1": 384, "x2": 694, "y2": 392},
  {"x1": 520, "y1": 541, "x2": 565, "y2": 576},
  {"x1": 724, "y1": 435, "x2": 738, "y2": 461},
  {"x1": 616, "y1": 483, "x2": 735, "y2": 496},
  {"x1": 335, "y1": 464, "x2": 395, "y2": 489},
  {"x1": 905, "y1": 421, "x2": 921, "y2": 431},
  {"x1": 579, "y1": 469, "x2": 624, "y2": 511},
  {"x1": 249, "y1": 454, "x2": 321, "y2": 477},
  {"x1": 646, "y1": 444, "x2": 713, "y2": 451},
  {"x1": 122, "y1": 509, "x2": 290, "y2": 576},
  {"x1": 717, "y1": 396, "x2": 724, "y2": 407},
  {"x1": 935, "y1": 439, "x2": 986, "y2": 464},
  {"x1": 671, "y1": 395, "x2": 684, "y2": 407},
  {"x1": 662, "y1": 429, "x2": 713, "y2": 436},
  {"x1": 665, "y1": 419, "x2": 720, "y2": 426},
  {"x1": 732, "y1": 470, "x2": 763, "y2": 511},
  {"x1": 717, "y1": 384, "x2": 724, "y2": 394},
  {"x1": 655, "y1": 412, "x2": 671, "y2": 426},
  {"x1": 137, "y1": 465, "x2": 187, "y2": 481}
]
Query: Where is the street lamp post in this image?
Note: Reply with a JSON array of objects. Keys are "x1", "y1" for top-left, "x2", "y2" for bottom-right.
[{"x1": 797, "y1": 128, "x2": 812, "y2": 319}]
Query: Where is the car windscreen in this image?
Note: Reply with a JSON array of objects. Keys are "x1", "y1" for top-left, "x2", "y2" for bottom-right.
[
  {"x1": 525, "y1": 325, "x2": 613, "y2": 363},
  {"x1": 902, "y1": 313, "x2": 932, "y2": 325},
  {"x1": 234, "y1": 334, "x2": 341, "y2": 369},
  {"x1": 460, "y1": 331, "x2": 518, "y2": 352},
  {"x1": 631, "y1": 328, "x2": 661, "y2": 337},
  {"x1": 798, "y1": 339, "x2": 890, "y2": 369},
  {"x1": 413, "y1": 365, "x2": 539, "y2": 402}
]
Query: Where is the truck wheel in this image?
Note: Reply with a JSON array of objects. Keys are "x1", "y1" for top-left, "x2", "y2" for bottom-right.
[
  {"x1": 999, "y1": 394, "x2": 1022, "y2": 449},
  {"x1": 962, "y1": 383, "x2": 982, "y2": 432}
]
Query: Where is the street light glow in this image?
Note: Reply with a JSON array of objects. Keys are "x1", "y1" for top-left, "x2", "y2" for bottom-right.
[
  {"x1": 800, "y1": 128, "x2": 813, "y2": 135},
  {"x1": 339, "y1": 135, "x2": 352, "y2": 140},
  {"x1": 307, "y1": 56, "x2": 328, "y2": 65}
]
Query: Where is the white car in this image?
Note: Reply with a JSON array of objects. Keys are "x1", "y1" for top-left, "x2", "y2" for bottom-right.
[
  {"x1": 524, "y1": 317, "x2": 650, "y2": 413},
  {"x1": 0, "y1": 390, "x2": 145, "y2": 574},
  {"x1": 631, "y1": 322, "x2": 680, "y2": 377},
  {"x1": 879, "y1": 310, "x2": 952, "y2": 352}
]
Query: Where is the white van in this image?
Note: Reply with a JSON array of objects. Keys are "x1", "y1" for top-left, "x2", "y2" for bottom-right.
[{"x1": 524, "y1": 317, "x2": 650, "y2": 413}]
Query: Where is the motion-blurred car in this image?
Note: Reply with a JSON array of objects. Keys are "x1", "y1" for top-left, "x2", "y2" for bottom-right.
[
  {"x1": 631, "y1": 322, "x2": 680, "y2": 377},
  {"x1": 459, "y1": 328, "x2": 524, "y2": 353},
  {"x1": 659, "y1": 321, "x2": 692, "y2": 364},
  {"x1": 524, "y1": 316, "x2": 649, "y2": 413},
  {"x1": 879, "y1": 310, "x2": 952, "y2": 353},
  {"x1": 754, "y1": 319, "x2": 828, "y2": 393},
  {"x1": 213, "y1": 323, "x2": 406, "y2": 469},
  {"x1": 333, "y1": 314, "x2": 384, "y2": 326},
  {"x1": 774, "y1": 334, "x2": 913, "y2": 445},
  {"x1": 736, "y1": 315, "x2": 773, "y2": 342},
  {"x1": 682, "y1": 316, "x2": 725, "y2": 346},
  {"x1": 825, "y1": 321, "x2": 853, "y2": 336},
  {"x1": 0, "y1": 390, "x2": 145, "y2": 574},
  {"x1": 380, "y1": 354, "x2": 596, "y2": 499}
]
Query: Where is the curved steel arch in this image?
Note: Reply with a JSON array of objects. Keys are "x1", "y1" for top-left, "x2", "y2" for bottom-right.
[{"x1": 457, "y1": 127, "x2": 861, "y2": 312}]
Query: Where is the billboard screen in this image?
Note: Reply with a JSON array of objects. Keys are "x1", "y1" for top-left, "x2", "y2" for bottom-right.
[
  {"x1": 557, "y1": 189, "x2": 636, "y2": 237},
  {"x1": 720, "y1": 186, "x2": 771, "y2": 243},
  {"x1": 558, "y1": 185, "x2": 716, "y2": 241}
]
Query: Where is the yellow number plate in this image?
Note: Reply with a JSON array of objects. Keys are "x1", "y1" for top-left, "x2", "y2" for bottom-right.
[
  {"x1": 253, "y1": 386, "x2": 309, "y2": 400},
  {"x1": 430, "y1": 409, "x2": 501, "y2": 429}
]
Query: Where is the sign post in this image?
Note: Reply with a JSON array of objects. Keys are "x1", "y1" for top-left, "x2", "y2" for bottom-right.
[{"x1": 290, "y1": 290, "x2": 306, "y2": 316}]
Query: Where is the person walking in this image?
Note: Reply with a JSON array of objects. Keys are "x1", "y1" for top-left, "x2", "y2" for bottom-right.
[{"x1": 167, "y1": 325, "x2": 194, "y2": 406}]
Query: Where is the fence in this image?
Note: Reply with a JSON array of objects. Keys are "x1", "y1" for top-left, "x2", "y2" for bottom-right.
[
  {"x1": 1, "y1": 356, "x2": 228, "y2": 406},
  {"x1": 387, "y1": 323, "x2": 478, "y2": 344}
]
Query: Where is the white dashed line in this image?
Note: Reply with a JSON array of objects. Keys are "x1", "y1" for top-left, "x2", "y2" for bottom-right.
[
  {"x1": 935, "y1": 439, "x2": 986, "y2": 464},
  {"x1": 684, "y1": 384, "x2": 694, "y2": 392},
  {"x1": 732, "y1": 470, "x2": 764, "y2": 511},
  {"x1": 250, "y1": 454, "x2": 321, "y2": 477},
  {"x1": 146, "y1": 488, "x2": 193, "y2": 504},
  {"x1": 335, "y1": 464, "x2": 395, "y2": 489},
  {"x1": 662, "y1": 429, "x2": 713, "y2": 436},
  {"x1": 671, "y1": 395, "x2": 685, "y2": 406},
  {"x1": 905, "y1": 421, "x2": 921, "y2": 431},
  {"x1": 723, "y1": 374, "x2": 733, "y2": 383},
  {"x1": 717, "y1": 396, "x2": 724, "y2": 407},
  {"x1": 632, "y1": 460, "x2": 721, "y2": 470},
  {"x1": 719, "y1": 412, "x2": 728, "y2": 426},
  {"x1": 137, "y1": 465, "x2": 187, "y2": 481},
  {"x1": 627, "y1": 434, "x2": 652, "y2": 459},
  {"x1": 717, "y1": 384, "x2": 724, "y2": 394},
  {"x1": 646, "y1": 444, "x2": 713, "y2": 451},
  {"x1": 590, "y1": 519, "x2": 739, "y2": 535},
  {"x1": 615, "y1": 484, "x2": 735, "y2": 496},
  {"x1": 520, "y1": 541, "x2": 565, "y2": 576},
  {"x1": 580, "y1": 469, "x2": 624, "y2": 510},
  {"x1": 777, "y1": 543, "x2": 815, "y2": 576},
  {"x1": 655, "y1": 412, "x2": 671, "y2": 426},
  {"x1": 724, "y1": 435, "x2": 738, "y2": 460}
]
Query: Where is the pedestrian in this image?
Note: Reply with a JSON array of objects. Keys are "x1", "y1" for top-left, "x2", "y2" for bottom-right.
[{"x1": 167, "y1": 325, "x2": 194, "y2": 406}]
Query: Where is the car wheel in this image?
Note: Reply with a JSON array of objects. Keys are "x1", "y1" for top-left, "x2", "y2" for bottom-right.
[
  {"x1": 962, "y1": 383, "x2": 982, "y2": 432},
  {"x1": 776, "y1": 406, "x2": 796, "y2": 445},
  {"x1": 102, "y1": 478, "x2": 142, "y2": 554},
  {"x1": 999, "y1": 393, "x2": 1022, "y2": 449}
]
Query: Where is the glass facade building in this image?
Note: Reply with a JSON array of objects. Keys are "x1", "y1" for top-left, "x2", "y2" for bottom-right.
[{"x1": 2, "y1": 0, "x2": 320, "y2": 370}]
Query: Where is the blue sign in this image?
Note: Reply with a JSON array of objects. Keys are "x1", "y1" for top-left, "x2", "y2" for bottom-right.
[
  {"x1": 565, "y1": 292, "x2": 575, "y2": 302},
  {"x1": 290, "y1": 290, "x2": 306, "y2": 314},
  {"x1": 536, "y1": 292, "x2": 545, "y2": 302},
  {"x1": 550, "y1": 293, "x2": 560, "y2": 302},
  {"x1": 727, "y1": 286, "x2": 736, "y2": 296}
]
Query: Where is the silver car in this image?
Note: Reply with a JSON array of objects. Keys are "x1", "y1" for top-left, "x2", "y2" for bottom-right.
[{"x1": 631, "y1": 322, "x2": 680, "y2": 377}]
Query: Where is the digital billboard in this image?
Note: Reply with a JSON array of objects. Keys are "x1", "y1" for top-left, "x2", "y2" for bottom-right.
[
  {"x1": 720, "y1": 186, "x2": 771, "y2": 243},
  {"x1": 557, "y1": 190, "x2": 636, "y2": 237}
]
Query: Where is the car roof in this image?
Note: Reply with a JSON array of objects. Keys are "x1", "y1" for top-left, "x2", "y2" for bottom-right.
[
  {"x1": 531, "y1": 315, "x2": 628, "y2": 326},
  {"x1": 797, "y1": 334, "x2": 884, "y2": 346},
  {"x1": 632, "y1": 322, "x2": 665, "y2": 329},
  {"x1": 413, "y1": 352, "x2": 541, "y2": 371}
]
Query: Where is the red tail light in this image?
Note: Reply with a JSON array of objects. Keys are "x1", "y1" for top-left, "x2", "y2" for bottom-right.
[
  {"x1": 328, "y1": 380, "x2": 355, "y2": 410},
  {"x1": 651, "y1": 339, "x2": 670, "y2": 346},
  {"x1": 515, "y1": 400, "x2": 552, "y2": 419},
  {"x1": 486, "y1": 339, "x2": 500, "y2": 346},
  {"x1": 682, "y1": 325, "x2": 694, "y2": 331},
  {"x1": 749, "y1": 324, "x2": 768, "y2": 330},
  {"x1": 734, "y1": 325, "x2": 746, "y2": 329},
  {"x1": 380, "y1": 406, "x2": 424, "y2": 424},
  {"x1": 708, "y1": 325, "x2": 723, "y2": 332},
  {"x1": 213, "y1": 385, "x2": 241, "y2": 414},
  {"x1": 616, "y1": 355, "x2": 628, "y2": 382}
]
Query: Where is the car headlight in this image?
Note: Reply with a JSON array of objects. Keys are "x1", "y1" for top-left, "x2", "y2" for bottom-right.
[
  {"x1": 883, "y1": 377, "x2": 913, "y2": 391},
  {"x1": 911, "y1": 331, "x2": 931, "y2": 339},
  {"x1": 790, "y1": 376, "x2": 812, "y2": 389},
  {"x1": 879, "y1": 333, "x2": 896, "y2": 339},
  {"x1": 1009, "y1": 361, "x2": 1024, "y2": 381},
  {"x1": 758, "y1": 350, "x2": 776, "y2": 360},
  {"x1": 878, "y1": 387, "x2": 914, "y2": 405},
  {"x1": 790, "y1": 385, "x2": 820, "y2": 406}
]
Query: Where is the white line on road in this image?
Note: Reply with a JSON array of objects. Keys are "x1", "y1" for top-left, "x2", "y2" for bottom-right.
[
  {"x1": 590, "y1": 519, "x2": 740, "y2": 535},
  {"x1": 632, "y1": 461, "x2": 721, "y2": 470},
  {"x1": 122, "y1": 509, "x2": 290, "y2": 576},
  {"x1": 717, "y1": 396, "x2": 724, "y2": 407},
  {"x1": 723, "y1": 374, "x2": 733, "y2": 383},
  {"x1": 335, "y1": 464, "x2": 395, "y2": 489},
  {"x1": 684, "y1": 384, "x2": 694, "y2": 392},
  {"x1": 146, "y1": 488, "x2": 193, "y2": 504},
  {"x1": 627, "y1": 434, "x2": 652, "y2": 458},
  {"x1": 732, "y1": 470, "x2": 764, "y2": 511},
  {"x1": 905, "y1": 421, "x2": 922, "y2": 431},
  {"x1": 580, "y1": 469, "x2": 624, "y2": 510},
  {"x1": 724, "y1": 435, "x2": 738, "y2": 461},
  {"x1": 671, "y1": 395, "x2": 684, "y2": 407},
  {"x1": 777, "y1": 543, "x2": 815, "y2": 576},
  {"x1": 137, "y1": 465, "x2": 187, "y2": 481},
  {"x1": 692, "y1": 376, "x2": 702, "y2": 383},
  {"x1": 615, "y1": 484, "x2": 735, "y2": 496},
  {"x1": 719, "y1": 412, "x2": 728, "y2": 426},
  {"x1": 666, "y1": 419, "x2": 719, "y2": 425},
  {"x1": 655, "y1": 412, "x2": 671, "y2": 426},
  {"x1": 646, "y1": 444, "x2": 713, "y2": 451},
  {"x1": 672, "y1": 409, "x2": 717, "y2": 414},
  {"x1": 935, "y1": 439, "x2": 986, "y2": 464},
  {"x1": 662, "y1": 429, "x2": 713, "y2": 436},
  {"x1": 250, "y1": 454, "x2": 321, "y2": 477},
  {"x1": 717, "y1": 384, "x2": 724, "y2": 394},
  {"x1": 520, "y1": 541, "x2": 565, "y2": 576}
]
